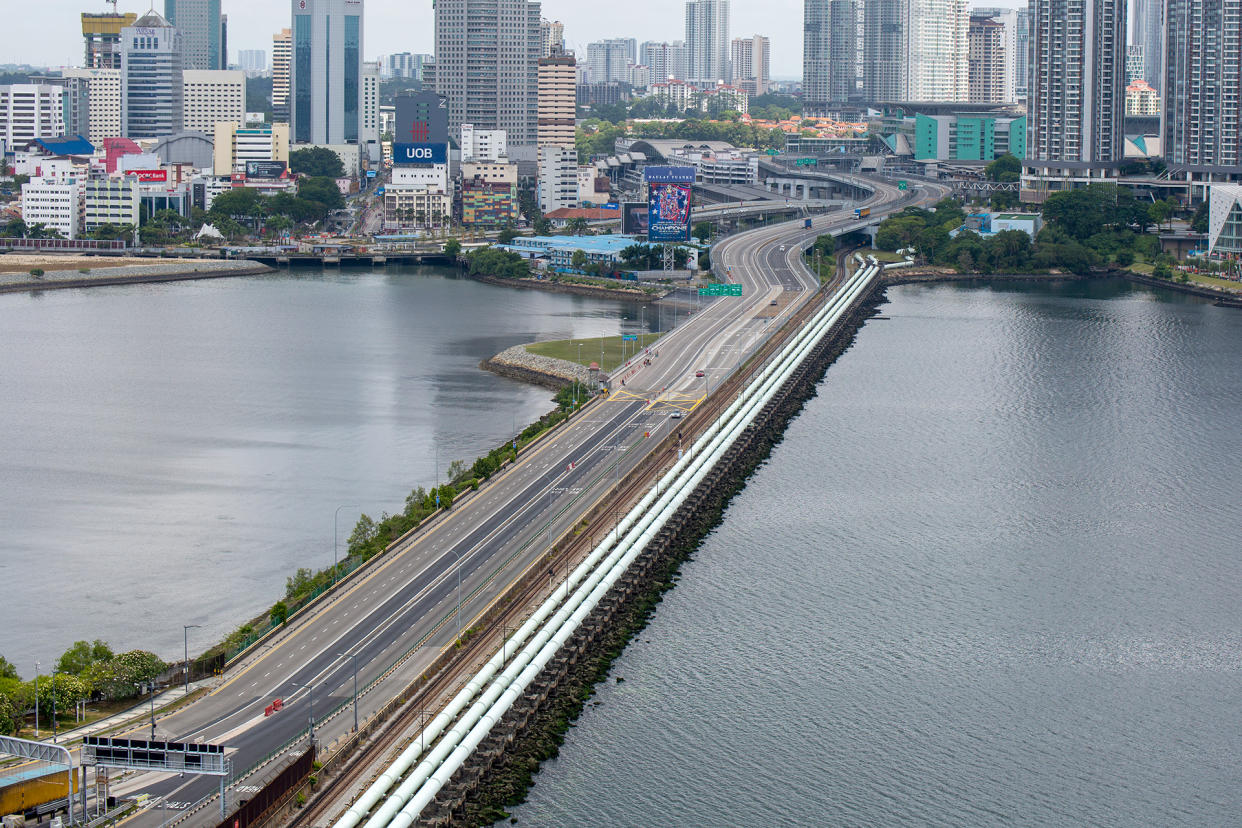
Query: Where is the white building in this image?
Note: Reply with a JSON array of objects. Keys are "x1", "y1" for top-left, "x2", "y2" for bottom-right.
[
  {"x1": 0, "y1": 85, "x2": 66, "y2": 149},
  {"x1": 83, "y1": 175, "x2": 140, "y2": 232},
  {"x1": 383, "y1": 186, "x2": 451, "y2": 230},
  {"x1": 361, "y1": 61, "x2": 381, "y2": 158},
  {"x1": 61, "y1": 68, "x2": 122, "y2": 145},
  {"x1": 729, "y1": 35, "x2": 769, "y2": 95},
  {"x1": 1207, "y1": 184, "x2": 1242, "y2": 256},
  {"x1": 907, "y1": 0, "x2": 969, "y2": 101},
  {"x1": 182, "y1": 70, "x2": 245, "y2": 134},
  {"x1": 577, "y1": 165, "x2": 607, "y2": 204},
  {"x1": 538, "y1": 145, "x2": 578, "y2": 213},
  {"x1": 238, "y1": 49, "x2": 267, "y2": 74},
  {"x1": 213, "y1": 122, "x2": 290, "y2": 175},
  {"x1": 649, "y1": 79, "x2": 698, "y2": 112},
  {"x1": 122, "y1": 10, "x2": 184, "y2": 138},
  {"x1": 21, "y1": 177, "x2": 82, "y2": 239},
  {"x1": 460, "y1": 124, "x2": 508, "y2": 162},
  {"x1": 685, "y1": 0, "x2": 730, "y2": 88},
  {"x1": 272, "y1": 28, "x2": 291, "y2": 117}
]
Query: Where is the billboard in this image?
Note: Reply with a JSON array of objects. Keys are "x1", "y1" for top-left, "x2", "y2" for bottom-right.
[
  {"x1": 392, "y1": 142, "x2": 447, "y2": 166},
  {"x1": 622, "y1": 201, "x2": 649, "y2": 236},
  {"x1": 130, "y1": 169, "x2": 167, "y2": 182},
  {"x1": 645, "y1": 166, "x2": 694, "y2": 243},
  {"x1": 245, "y1": 160, "x2": 287, "y2": 179}
]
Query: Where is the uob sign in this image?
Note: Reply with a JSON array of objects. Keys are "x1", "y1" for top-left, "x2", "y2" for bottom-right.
[{"x1": 393, "y1": 143, "x2": 447, "y2": 166}]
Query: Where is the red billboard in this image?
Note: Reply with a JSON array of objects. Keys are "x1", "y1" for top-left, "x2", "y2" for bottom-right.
[{"x1": 130, "y1": 169, "x2": 167, "y2": 182}]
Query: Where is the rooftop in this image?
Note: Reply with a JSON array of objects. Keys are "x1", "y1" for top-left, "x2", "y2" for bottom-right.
[{"x1": 501, "y1": 234, "x2": 638, "y2": 255}]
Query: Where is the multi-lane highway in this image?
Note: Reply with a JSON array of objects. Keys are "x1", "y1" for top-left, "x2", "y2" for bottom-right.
[{"x1": 95, "y1": 173, "x2": 944, "y2": 826}]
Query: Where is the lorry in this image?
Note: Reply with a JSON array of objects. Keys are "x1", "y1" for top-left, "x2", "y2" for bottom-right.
[
  {"x1": 854, "y1": 207, "x2": 871, "y2": 219},
  {"x1": 803, "y1": 218, "x2": 813, "y2": 228}
]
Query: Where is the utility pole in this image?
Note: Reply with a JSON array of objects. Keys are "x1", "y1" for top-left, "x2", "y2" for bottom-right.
[
  {"x1": 34, "y1": 662, "x2": 39, "y2": 737},
  {"x1": 338, "y1": 652, "x2": 359, "y2": 732},
  {"x1": 184, "y1": 624, "x2": 201, "y2": 697}
]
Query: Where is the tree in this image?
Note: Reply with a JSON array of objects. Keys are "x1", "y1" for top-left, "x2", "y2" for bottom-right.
[
  {"x1": 2, "y1": 218, "x2": 27, "y2": 238},
  {"x1": 1191, "y1": 201, "x2": 1209, "y2": 234},
  {"x1": 289, "y1": 146, "x2": 345, "y2": 178},
  {"x1": 985, "y1": 153, "x2": 1021, "y2": 183},
  {"x1": 348, "y1": 514, "x2": 379, "y2": 555},
  {"x1": 297, "y1": 176, "x2": 345, "y2": 211},
  {"x1": 1147, "y1": 199, "x2": 1174, "y2": 231},
  {"x1": 443, "y1": 238, "x2": 462, "y2": 257},
  {"x1": 692, "y1": 222, "x2": 713, "y2": 243},
  {"x1": 533, "y1": 216, "x2": 552, "y2": 236},
  {"x1": 55, "y1": 640, "x2": 114, "y2": 676},
  {"x1": 210, "y1": 187, "x2": 264, "y2": 219},
  {"x1": 571, "y1": 249, "x2": 587, "y2": 271},
  {"x1": 0, "y1": 656, "x2": 17, "y2": 681},
  {"x1": 31, "y1": 674, "x2": 88, "y2": 727},
  {"x1": 497, "y1": 226, "x2": 518, "y2": 244},
  {"x1": 566, "y1": 217, "x2": 590, "y2": 235},
  {"x1": 270, "y1": 600, "x2": 289, "y2": 626},
  {"x1": 1042, "y1": 189, "x2": 1108, "y2": 240}
]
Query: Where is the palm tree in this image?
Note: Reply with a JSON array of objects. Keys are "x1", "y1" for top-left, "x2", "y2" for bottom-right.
[{"x1": 567, "y1": 217, "x2": 589, "y2": 236}]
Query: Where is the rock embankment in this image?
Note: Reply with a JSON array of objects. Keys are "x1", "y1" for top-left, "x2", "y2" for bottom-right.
[
  {"x1": 0, "y1": 259, "x2": 272, "y2": 293},
  {"x1": 483, "y1": 344, "x2": 592, "y2": 391}
]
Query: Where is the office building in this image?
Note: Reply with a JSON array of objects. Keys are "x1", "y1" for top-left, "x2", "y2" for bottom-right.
[
  {"x1": 434, "y1": 0, "x2": 541, "y2": 146},
  {"x1": 907, "y1": 0, "x2": 969, "y2": 101},
  {"x1": 641, "y1": 41, "x2": 689, "y2": 82},
  {"x1": 538, "y1": 144, "x2": 578, "y2": 213},
  {"x1": 182, "y1": 70, "x2": 244, "y2": 134},
  {"x1": 0, "y1": 85, "x2": 66, "y2": 148},
  {"x1": 165, "y1": 0, "x2": 225, "y2": 70},
  {"x1": 1132, "y1": 0, "x2": 1163, "y2": 90},
  {"x1": 685, "y1": 0, "x2": 730, "y2": 87},
  {"x1": 384, "y1": 52, "x2": 432, "y2": 80},
  {"x1": 1023, "y1": 0, "x2": 1126, "y2": 200},
  {"x1": 122, "y1": 11, "x2": 184, "y2": 139},
  {"x1": 35, "y1": 74, "x2": 91, "y2": 141},
  {"x1": 238, "y1": 50, "x2": 267, "y2": 75},
  {"x1": 912, "y1": 112, "x2": 1026, "y2": 160},
  {"x1": 291, "y1": 0, "x2": 364, "y2": 146},
  {"x1": 272, "y1": 28, "x2": 292, "y2": 120},
  {"x1": 22, "y1": 177, "x2": 82, "y2": 239},
  {"x1": 539, "y1": 18, "x2": 565, "y2": 57},
  {"x1": 803, "y1": 0, "x2": 855, "y2": 108},
  {"x1": 394, "y1": 90, "x2": 448, "y2": 143},
  {"x1": 82, "y1": 11, "x2": 138, "y2": 70},
  {"x1": 461, "y1": 160, "x2": 519, "y2": 226},
  {"x1": 460, "y1": 124, "x2": 508, "y2": 161},
  {"x1": 730, "y1": 34, "x2": 769, "y2": 95},
  {"x1": 968, "y1": 14, "x2": 1007, "y2": 103},
  {"x1": 588, "y1": 39, "x2": 636, "y2": 84},
  {"x1": 1014, "y1": 7, "x2": 1030, "y2": 100},
  {"x1": 1163, "y1": 0, "x2": 1242, "y2": 194},
  {"x1": 83, "y1": 175, "x2": 140, "y2": 233},
  {"x1": 361, "y1": 61, "x2": 380, "y2": 154},
  {"x1": 538, "y1": 52, "x2": 576, "y2": 148},
  {"x1": 213, "y1": 121, "x2": 290, "y2": 175}
]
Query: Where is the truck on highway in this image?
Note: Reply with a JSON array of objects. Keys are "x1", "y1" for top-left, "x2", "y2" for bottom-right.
[
  {"x1": 803, "y1": 218, "x2": 812, "y2": 228},
  {"x1": 855, "y1": 207, "x2": 871, "y2": 219}
]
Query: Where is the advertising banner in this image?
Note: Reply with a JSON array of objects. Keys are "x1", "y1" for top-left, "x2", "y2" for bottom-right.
[
  {"x1": 245, "y1": 160, "x2": 288, "y2": 179},
  {"x1": 621, "y1": 201, "x2": 649, "y2": 236},
  {"x1": 131, "y1": 169, "x2": 167, "y2": 182},
  {"x1": 392, "y1": 142, "x2": 447, "y2": 166},
  {"x1": 647, "y1": 182, "x2": 692, "y2": 242}
]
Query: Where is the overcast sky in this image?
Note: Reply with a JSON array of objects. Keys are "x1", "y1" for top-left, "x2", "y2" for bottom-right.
[{"x1": 13, "y1": 0, "x2": 1023, "y2": 80}]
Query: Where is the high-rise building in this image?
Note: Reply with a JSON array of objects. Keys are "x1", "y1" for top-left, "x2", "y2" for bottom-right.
[
  {"x1": 182, "y1": 70, "x2": 245, "y2": 134},
  {"x1": 1131, "y1": 0, "x2": 1163, "y2": 90},
  {"x1": 1125, "y1": 79, "x2": 1160, "y2": 115},
  {"x1": 165, "y1": 0, "x2": 225, "y2": 70},
  {"x1": 967, "y1": 14, "x2": 1006, "y2": 103},
  {"x1": 538, "y1": 52, "x2": 577, "y2": 148},
  {"x1": 863, "y1": 0, "x2": 907, "y2": 101},
  {"x1": 272, "y1": 28, "x2": 292, "y2": 121},
  {"x1": 907, "y1": 0, "x2": 968, "y2": 101},
  {"x1": 538, "y1": 144, "x2": 578, "y2": 213},
  {"x1": 394, "y1": 90, "x2": 449, "y2": 143},
  {"x1": 435, "y1": 0, "x2": 541, "y2": 147},
  {"x1": 238, "y1": 50, "x2": 268, "y2": 75},
  {"x1": 587, "y1": 39, "x2": 636, "y2": 84},
  {"x1": 81, "y1": 12, "x2": 138, "y2": 70},
  {"x1": 969, "y1": 7, "x2": 1017, "y2": 102},
  {"x1": 730, "y1": 35, "x2": 769, "y2": 95},
  {"x1": 685, "y1": 0, "x2": 730, "y2": 87},
  {"x1": 804, "y1": 0, "x2": 855, "y2": 108},
  {"x1": 539, "y1": 18, "x2": 565, "y2": 57},
  {"x1": 62, "y1": 68, "x2": 122, "y2": 144},
  {"x1": 641, "y1": 41, "x2": 689, "y2": 81},
  {"x1": 122, "y1": 11, "x2": 184, "y2": 139},
  {"x1": 383, "y1": 52, "x2": 432, "y2": 80},
  {"x1": 291, "y1": 0, "x2": 364, "y2": 146},
  {"x1": 0, "y1": 85, "x2": 66, "y2": 148},
  {"x1": 213, "y1": 121, "x2": 290, "y2": 175},
  {"x1": 83, "y1": 176, "x2": 140, "y2": 233},
  {"x1": 22, "y1": 178, "x2": 82, "y2": 239},
  {"x1": 1023, "y1": 0, "x2": 1126, "y2": 199},
  {"x1": 1163, "y1": 0, "x2": 1242, "y2": 192},
  {"x1": 1125, "y1": 45, "x2": 1144, "y2": 84},
  {"x1": 460, "y1": 124, "x2": 508, "y2": 160},
  {"x1": 1014, "y1": 7, "x2": 1030, "y2": 100},
  {"x1": 361, "y1": 61, "x2": 380, "y2": 150}
]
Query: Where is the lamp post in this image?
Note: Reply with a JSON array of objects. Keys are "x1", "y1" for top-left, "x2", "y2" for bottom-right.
[
  {"x1": 576, "y1": 343, "x2": 583, "y2": 408},
  {"x1": 183, "y1": 625, "x2": 201, "y2": 697},
  {"x1": 34, "y1": 661, "x2": 39, "y2": 738},
  {"x1": 51, "y1": 673, "x2": 57, "y2": 743},
  {"x1": 338, "y1": 652, "x2": 359, "y2": 732},
  {"x1": 333, "y1": 504, "x2": 360, "y2": 586},
  {"x1": 291, "y1": 681, "x2": 315, "y2": 742}
]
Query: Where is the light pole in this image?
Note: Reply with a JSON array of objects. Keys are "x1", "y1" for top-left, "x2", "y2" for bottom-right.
[
  {"x1": 333, "y1": 504, "x2": 360, "y2": 586},
  {"x1": 576, "y1": 343, "x2": 583, "y2": 408},
  {"x1": 51, "y1": 673, "x2": 57, "y2": 743},
  {"x1": 34, "y1": 661, "x2": 39, "y2": 737},
  {"x1": 183, "y1": 625, "x2": 201, "y2": 697},
  {"x1": 338, "y1": 652, "x2": 359, "y2": 732},
  {"x1": 291, "y1": 681, "x2": 315, "y2": 742},
  {"x1": 639, "y1": 307, "x2": 645, "y2": 349},
  {"x1": 135, "y1": 681, "x2": 155, "y2": 740}
]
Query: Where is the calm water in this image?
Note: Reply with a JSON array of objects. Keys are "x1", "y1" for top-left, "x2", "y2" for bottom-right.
[
  {"x1": 510, "y1": 278, "x2": 1242, "y2": 827},
  {"x1": 0, "y1": 267, "x2": 655, "y2": 670}
]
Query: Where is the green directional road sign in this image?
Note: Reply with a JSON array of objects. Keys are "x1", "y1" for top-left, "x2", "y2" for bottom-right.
[
  {"x1": 765, "y1": 148, "x2": 779, "y2": 156},
  {"x1": 796, "y1": 158, "x2": 817, "y2": 167},
  {"x1": 698, "y1": 283, "x2": 743, "y2": 297},
  {"x1": 897, "y1": 180, "x2": 908, "y2": 190}
]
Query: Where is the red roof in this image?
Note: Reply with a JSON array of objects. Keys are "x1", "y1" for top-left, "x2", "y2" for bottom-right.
[{"x1": 545, "y1": 207, "x2": 619, "y2": 221}]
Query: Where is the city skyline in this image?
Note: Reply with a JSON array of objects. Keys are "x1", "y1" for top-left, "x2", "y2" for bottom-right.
[{"x1": 9, "y1": 0, "x2": 1027, "y2": 78}]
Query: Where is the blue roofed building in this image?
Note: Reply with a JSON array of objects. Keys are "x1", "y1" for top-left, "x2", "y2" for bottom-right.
[
  {"x1": 27, "y1": 135, "x2": 95, "y2": 158},
  {"x1": 499, "y1": 234, "x2": 639, "y2": 273}
]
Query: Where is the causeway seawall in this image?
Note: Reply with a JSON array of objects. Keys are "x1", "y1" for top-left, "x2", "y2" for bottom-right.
[
  {"x1": 0, "y1": 259, "x2": 273, "y2": 294},
  {"x1": 482, "y1": 345, "x2": 592, "y2": 392}
]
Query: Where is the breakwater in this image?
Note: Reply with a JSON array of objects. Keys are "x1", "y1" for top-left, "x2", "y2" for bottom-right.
[
  {"x1": 481, "y1": 345, "x2": 590, "y2": 392},
  {"x1": 0, "y1": 259, "x2": 272, "y2": 293}
]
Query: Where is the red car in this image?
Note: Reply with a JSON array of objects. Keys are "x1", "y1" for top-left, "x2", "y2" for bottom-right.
[{"x1": 695, "y1": 370, "x2": 705, "y2": 378}]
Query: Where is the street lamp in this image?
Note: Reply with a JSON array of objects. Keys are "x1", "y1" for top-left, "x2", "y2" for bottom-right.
[
  {"x1": 333, "y1": 504, "x2": 360, "y2": 586},
  {"x1": 290, "y1": 681, "x2": 315, "y2": 742},
  {"x1": 34, "y1": 661, "x2": 39, "y2": 737},
  {"x1": 135, "y1": 681, "x2": 155, "y2": 740},
  {"x1": 338, "y1": 652, "x2": 359, "y2": 732},
  {"x1": 183, "y1": 625, "x2": 201, "y2": 697}
]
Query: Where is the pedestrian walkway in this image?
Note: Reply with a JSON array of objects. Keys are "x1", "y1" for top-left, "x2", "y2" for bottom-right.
[{"x1": 20, "y1": 679, "x2": 216, "y2": 749}]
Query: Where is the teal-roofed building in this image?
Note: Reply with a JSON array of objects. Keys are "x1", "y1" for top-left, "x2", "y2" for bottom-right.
[{"x1": 912, "y1": 113, "x2": 1025, "y2": 162}]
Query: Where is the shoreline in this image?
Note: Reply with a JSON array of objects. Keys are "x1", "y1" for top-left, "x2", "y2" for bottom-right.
[
  {"x1": 0, "y1": 259, "x2": 274, "y2": 294},
  {"x1": 481, "y1": 344, "x2": 590, "y2": 391},
  {"x1": 467, "y1": 272, "x2": 665, "y2": 303}
]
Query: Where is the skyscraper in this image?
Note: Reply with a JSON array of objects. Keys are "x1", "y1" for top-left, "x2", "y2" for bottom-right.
[
  {"x1": 539, "y1": 19, "x2": 565, "y2": 58},
  {"x1": 803, "y1": 0, "x2": 856, "y2": 108},
  {"x1": 272, "y1": 28, "x2": 292, "y2": 121},
  {"x1": 435, "y1": 0, "x2": 541, "y2": 147},
  {"x1": 1014, "y1": 7, "x2": 1030, "y2": 101},
  {"x1": 685, "y1": 0, "x2": 730, "y2": 88},
  {"x1": 165, "y1": 0, "x2": 225, "y2": 70},
  {"x1": 587, "y1": 39, "x2": 635, "y2": 84},
  {"x1": 1024, "y1": 0, "x2": 1126, "y2": 197},
  {"x1": 1164, "y1": 0, "x2": 1242, "y2": 191},
  {"x1": 641, "y1": 41, "x2": 689, "y2": 81},
  {"x1": 291, "y1": 0, "x2": 364, "y2": 146},
  {"x1": 1131, "y1": 0, "x2": 1163, "y2": 89},
  {"x1": 730, "y1": 35, "x2": 769, "y2": 95},
  {"x1": 81, "y1": 11, "x2": 138, "y2": 70},
  {"x1": 538, "y1": 51, "x2": 577, "y2": 148},
  {"x1": 122, "y1": 10, "x2": 184, "y2": 138},
  {"x1": 967, "y1": 12, "x2": 1009, "y2": 103},
  {"x1": 907, "y1": 0, "x2": 968, "y2": 101},
  {"x1": 863, "y1": 0, "x2": 907, "y2": 100}
]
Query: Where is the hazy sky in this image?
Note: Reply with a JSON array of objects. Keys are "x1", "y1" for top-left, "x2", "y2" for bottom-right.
[{"x1": 12, "y1": 0, "x2": 1024, "y2": 79}]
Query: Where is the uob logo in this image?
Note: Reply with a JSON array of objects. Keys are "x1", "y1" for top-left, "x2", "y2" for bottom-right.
[{"x1": 404, "y1": 147, "x2": 433, "y2": 161}]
